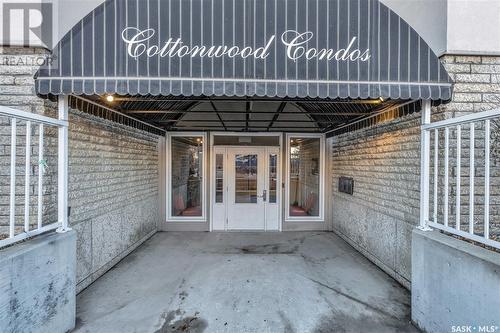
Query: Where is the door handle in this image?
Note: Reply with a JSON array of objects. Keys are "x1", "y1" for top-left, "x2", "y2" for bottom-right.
[{"x1": 259, "y1": 190, "x2": 267, "y2": 202}]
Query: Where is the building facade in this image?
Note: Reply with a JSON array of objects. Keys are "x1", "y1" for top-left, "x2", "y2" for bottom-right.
[{"x1": 0, "y1": 0, "x2": 499, "y2": 295}]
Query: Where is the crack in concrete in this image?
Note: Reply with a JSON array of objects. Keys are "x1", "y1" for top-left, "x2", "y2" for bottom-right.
[{"x1": 305, "y1": 276, "x2": 401, "y2": 321}]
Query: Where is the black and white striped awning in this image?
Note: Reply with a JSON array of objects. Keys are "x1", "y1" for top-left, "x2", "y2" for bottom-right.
[{"x1": 35, "y1": 0, "x2": 453, "y2": 101}]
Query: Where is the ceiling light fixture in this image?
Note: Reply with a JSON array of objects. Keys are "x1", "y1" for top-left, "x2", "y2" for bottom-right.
[{"x1": 106, "y1": 95, "x2": 114, "y2": 102}]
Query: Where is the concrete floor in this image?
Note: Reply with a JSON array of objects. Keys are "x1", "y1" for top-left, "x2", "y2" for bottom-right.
[{"x1": 73, "y1": 232, "x2": 419, "y2": 333}]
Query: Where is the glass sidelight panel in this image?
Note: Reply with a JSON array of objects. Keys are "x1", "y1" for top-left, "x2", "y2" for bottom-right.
[
  {"x1": 235, "y1": 154, "x2": 258, "y2": 204},
  {"x1": 289, "y1": 138, "x2": 320, "y2": 217},
  {"x1": 215, "y1": 154, "x2": 224, "y2": 203},
  {"x1": 269, "y1": 154, "x2": 278, "y2": 203},
  {"x1": 171, "y1": 136, "x2": 203, "y2": 217}
]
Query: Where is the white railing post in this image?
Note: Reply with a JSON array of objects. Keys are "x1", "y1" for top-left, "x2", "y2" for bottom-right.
[
  {"x1": 444, "y1": 127, "x2": 449, "y2": 227},
  {"x1": 469, "y1": 123, "x2": 475, "y2": 234},
  {"x1": 10, "y1": 118, "x2": 17, "y2": 237},
  {"x1": 456, "y1": 125, "x2": 462, "y2": 231},
  {"x1": 419, "y1": 100, "x2": 432, "y2": 231},
  {"x1": 24, "y1": 121, "x2": 31, "y2": 232},
  {"x1": 484, "y1": 119, "x2": 490, "y2": 239},
  {"x1": 37, "y1": 124, "x2": 44, "y2": 229},
  {"x1": 433, "y1": 128, "x2": 439, "y2": 223},
  {"x1": 57, "y1": 95, "x2": 71, "y2": 233}
]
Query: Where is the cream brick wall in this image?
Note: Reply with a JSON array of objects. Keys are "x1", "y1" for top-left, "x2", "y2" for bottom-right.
[
  {"x1": 330, "y1": 55, "x2": 500, "y2": 288},
  {"x1": 442, "y1": 55, "x2": 500, "y2": 114},
  {"x1": 0, "y1": 47, "x2": 161, "y2": 292},
  {"x1": 69, "y1": 109, "x2": 160, "y2": 292},
  {"x1": 330, "y1": 113, "x2": 421, "y2": 288}
]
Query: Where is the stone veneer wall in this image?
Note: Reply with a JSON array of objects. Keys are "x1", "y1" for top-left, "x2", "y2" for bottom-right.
[
  {"x1": 69, "y1": 109, "x2": 160, "y2": 292},
  {"x1": 329, "y1": 112, "x2": 421, "y2": 288},
  {"x1": 0, "y1": 47, "x2": 161, "y2": 292},
  {"x1": 329, "y1": 55, "x2": 500, "y2": 288}
]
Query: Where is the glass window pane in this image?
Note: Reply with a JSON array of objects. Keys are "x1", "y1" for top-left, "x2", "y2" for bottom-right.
[
  {"x1": 171, "y1": 136, "x2": 203, "y2": 217},
  {"x1": 215, "y1": 154, "x2": 224, "y2": 203},
  {"x1": 269, "y1": 154, "x2": 277, "y2": 204},
  {"x1": 289, "y1": 138, "x2": 320, "y2": 217},
  {"x1": 235, "y1": 154, "x2": 258, "y2": 204}
]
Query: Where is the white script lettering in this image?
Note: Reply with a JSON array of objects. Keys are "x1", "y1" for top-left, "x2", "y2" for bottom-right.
[
  {"x1": 280, "y1": 30, "x2": 371, "y2": 62},
  {"x1": 121, "y1": 28, "x2": 371, "y2": 63}
]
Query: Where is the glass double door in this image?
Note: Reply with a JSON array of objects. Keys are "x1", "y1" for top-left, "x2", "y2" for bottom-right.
[{"x1": 213, "y1": 146, "x2": 280, "y2": 231}]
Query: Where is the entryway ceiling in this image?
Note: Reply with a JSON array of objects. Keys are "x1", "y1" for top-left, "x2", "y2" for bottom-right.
[{"x1": 83, "y1": 95, "x2": 403, "y2": 133}]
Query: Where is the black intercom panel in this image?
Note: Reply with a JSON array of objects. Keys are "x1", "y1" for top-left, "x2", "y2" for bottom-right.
[{"x1": 339, "y1": 177, "x2": 354, "y2": 195}]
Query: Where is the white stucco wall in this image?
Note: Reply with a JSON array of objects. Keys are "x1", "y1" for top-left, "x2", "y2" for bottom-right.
[
  {"x1": 447, "y1": 0, "x2": 500, "y2": 55},
  {"x1": 382, "y1": 0, "x2": 500, "y2": 56}
]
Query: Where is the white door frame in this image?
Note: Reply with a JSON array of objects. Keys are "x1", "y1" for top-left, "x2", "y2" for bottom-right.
[{"x1": 209, "y1": 132, "x2": 283, "y2": 231}]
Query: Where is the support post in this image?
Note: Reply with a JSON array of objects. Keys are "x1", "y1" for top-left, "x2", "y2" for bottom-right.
[
  {"x1": 57, "y1": 95, "x2": 71, "y2": 233},
  {"x1": 9, "y1": 119, "x2": 17, "y2": 238},
  {"x1": 418, "y1": 100, "x2": 432, "y2": 231}
]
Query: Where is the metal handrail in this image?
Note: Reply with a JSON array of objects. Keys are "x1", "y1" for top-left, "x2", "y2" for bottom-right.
[
  {"x1": 422, "y1": 108, "x2": 500, "y2": 130},
  {"x1": 0, "y1": 105, "x2": 67, "y2": 127},
  {"x1": 421, "y1": 107, "x2": 500, "y2": 250},
  {"x1": 0, "y1": 105, "x2": 67, "y2": 249}
]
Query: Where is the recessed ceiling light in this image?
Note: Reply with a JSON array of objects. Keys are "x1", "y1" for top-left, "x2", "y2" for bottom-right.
[{"x1": 106, "y1": 95, "x2": 114, "y2": 102}]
